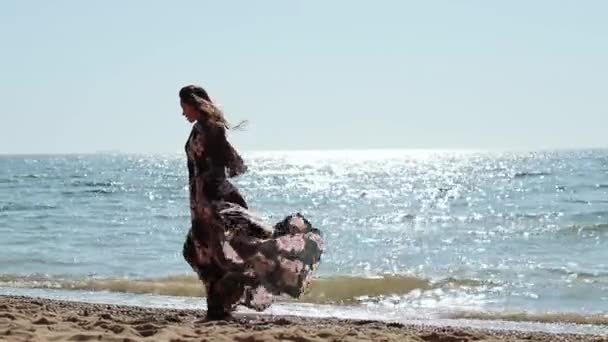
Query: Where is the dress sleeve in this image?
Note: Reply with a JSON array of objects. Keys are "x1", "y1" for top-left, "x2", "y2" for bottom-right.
[
  {"x1": 205, "y1": 125, "x2": 247, "y2": 178},
  {"x1": 224, "y1": 139, "x2": 247, "y2": 178}
]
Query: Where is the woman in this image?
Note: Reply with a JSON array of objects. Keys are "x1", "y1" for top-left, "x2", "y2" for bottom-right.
[{"x1": 179, "y1": 85, "x2": 323, "y2": 320}]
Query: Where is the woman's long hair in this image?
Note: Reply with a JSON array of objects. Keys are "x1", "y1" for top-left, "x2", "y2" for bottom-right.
[
  {"x1": 179, "y1": 84, "x2": 247, "y2": 177},
  {"x1": 179, "y1": 85, "x2": 247, "y2": 130}
]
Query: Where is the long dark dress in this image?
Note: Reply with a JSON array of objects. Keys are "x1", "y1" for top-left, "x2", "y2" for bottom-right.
[{"x1": 182, "y1": 121, "x2": 323, "y2": 318}]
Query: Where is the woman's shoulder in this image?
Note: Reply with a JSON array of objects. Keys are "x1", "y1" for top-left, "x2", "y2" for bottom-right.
[
  {"x1": 191, "y1": 121, "x2": 210, "y2": 137},
  {"x1": 192, "y1": 121, "x2": 204, "y2": 132}
]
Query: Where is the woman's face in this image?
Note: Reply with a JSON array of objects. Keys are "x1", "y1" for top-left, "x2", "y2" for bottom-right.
[{"x1": 180, "y1": 101, "x2": 199, "y2": 123}]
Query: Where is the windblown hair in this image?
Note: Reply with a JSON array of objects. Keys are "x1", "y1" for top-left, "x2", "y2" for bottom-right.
[
  {"x1": 179, "y1": 85, "x2": 247, "y2": 130},
  {"x1": 180, "y1": 85, "x2": 247, "y2": 177}
]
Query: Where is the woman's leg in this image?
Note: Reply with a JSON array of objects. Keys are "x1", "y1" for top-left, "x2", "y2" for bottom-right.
[
  {"x1": 205, "y1": 280, "x2": 233, "y2": 320},
  {"x1": 207, "y1": 270, "x2": 264, "y2": 318}
]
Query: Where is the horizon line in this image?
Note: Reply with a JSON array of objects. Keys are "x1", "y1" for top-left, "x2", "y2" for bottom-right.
[{"x1": 1, "y1": 146, "x2": 608, "y2": 156}]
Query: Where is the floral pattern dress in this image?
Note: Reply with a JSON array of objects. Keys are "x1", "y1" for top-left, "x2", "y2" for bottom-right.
[{"x1": 182, "y1": 122, "x2": 324, "y2": 318}]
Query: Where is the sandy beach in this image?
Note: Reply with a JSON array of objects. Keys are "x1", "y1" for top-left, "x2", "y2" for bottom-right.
[{"x1": 0, "y1": 295, "x2": 605, "y2": 342}]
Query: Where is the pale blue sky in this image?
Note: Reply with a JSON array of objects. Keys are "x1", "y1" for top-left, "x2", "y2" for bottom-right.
[{"x1": 1, "y1": 1, "x2": 607, "y2": 154}]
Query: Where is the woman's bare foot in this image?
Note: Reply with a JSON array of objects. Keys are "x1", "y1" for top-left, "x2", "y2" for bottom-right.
[{"x1": 204, "y1": 309, "x2": 232, "y2": 322}]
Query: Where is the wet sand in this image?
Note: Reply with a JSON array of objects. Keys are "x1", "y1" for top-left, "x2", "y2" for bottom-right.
[{"x1": 0, "y1": 295, "x2": 605, "y2": 341}]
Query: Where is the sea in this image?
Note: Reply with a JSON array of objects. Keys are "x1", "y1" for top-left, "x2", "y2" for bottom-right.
[{"x1": 1, "y1": 149, "x2": 608, "y2": 335}]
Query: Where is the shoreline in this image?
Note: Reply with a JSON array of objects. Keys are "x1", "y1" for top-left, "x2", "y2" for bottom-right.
[{"x1": 1, "y1": 295, "x2": 606, "y2": 341}]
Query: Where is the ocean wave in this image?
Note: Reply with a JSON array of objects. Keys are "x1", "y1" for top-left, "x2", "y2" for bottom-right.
[
  {"x1": 563, "y1": 199, "x2": 591, "y2": 204},
  {"x1": 71, "y1": 180, "x2": 119, "y2": 188},
  {"x1": 513, "y1": 171, "x2": 550, "y2": 179},
  {"x1": 562, "y1": 223, "x2": 608, "y2": 233},
  {"x1": 60, "y1": 180, "x2": 121, "y2": 196},
  {"x1": 0, "y1": 274, "x2": 486, "y2": 305},
  {"x1": 0, "y1": 203, "x2": 58, "y2": 212},
  {"x1": 84, "y1": 189, "x2": 115, "y2": 194},
  {"x1": 4, "y1": 273, "x2": 608, "y2": 327},
  {"x1": 61, "y1": 189, "x2": 117, "y2": 196},
  {"x1": 449, "y1": 310, "x2": 608, "y2": 326},
  {"x1": 535, "y1": 266, "x2": 608, "y2": 283},
  {"x1": 17, "y1": 174, "x2": 46, "y2": 179}
]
